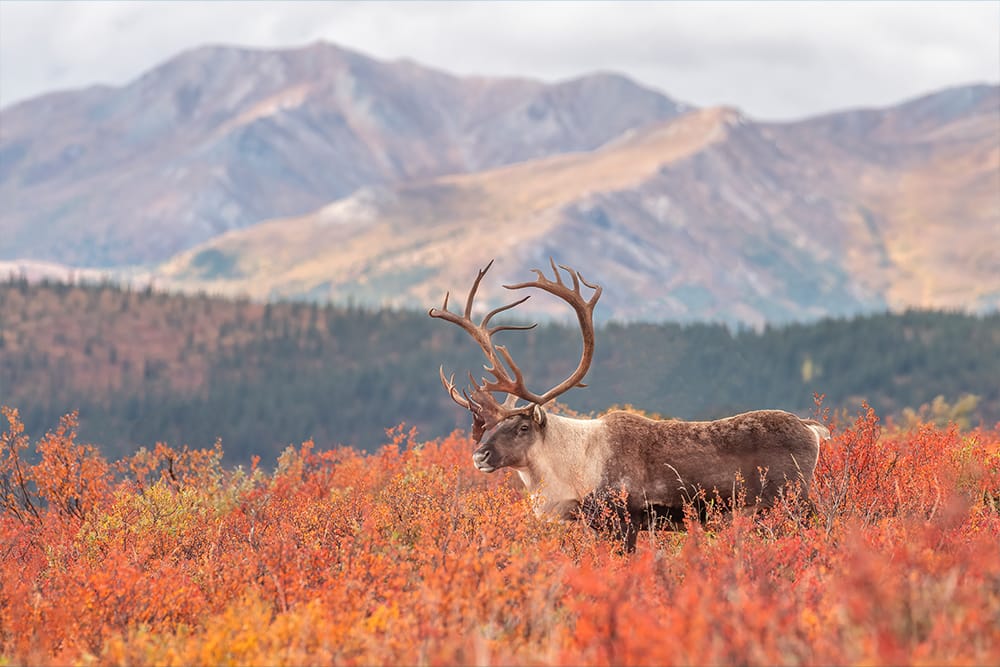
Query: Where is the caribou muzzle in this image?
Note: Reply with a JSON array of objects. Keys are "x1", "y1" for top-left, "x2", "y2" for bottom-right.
[{"x1": 472, "y1": 446, "x2": 497, "y2": 473}]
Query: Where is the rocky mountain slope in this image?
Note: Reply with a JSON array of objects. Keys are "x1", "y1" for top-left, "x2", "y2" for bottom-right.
[
  {"x1": 0, "y1": 42, "x2": 684, "y2": 266},
  {"x1": 1, "y1": 40, "x2": 996, "y2": 325},
  {"x1": 154, "y1": 85, "x2": 1000, "y2": 326}
]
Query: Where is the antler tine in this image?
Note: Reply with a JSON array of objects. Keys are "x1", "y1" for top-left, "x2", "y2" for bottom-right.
[
  {"x1": 489, "y1": 323, "x2": 538, "y2": 335},
  {"x1": 429, "y1": 263, "x2": 501, "y2": 363},
  {"x1": 464, "y1": 259, "x2": 495, "y2": 319},
  {"x1": 467, "y1": 368, "x2": 517, "y2": 413},
  {"x1": 467, "y1": 370, "x2": 483, "y2": 393},
  {"x1": 492, "y1": 344, "x2": 529, "y2": 390},
  {"x1": 576, "y1": 270, "x2": 601, "y2": 294},
  {"x1": 558, "y1": 262, "x2": 582, "y2": 294},
  {"x1": 549, "y1": 257, "x2": 565, "y2": 286},
  {"x1": 462, "y1": 387, "x2": 486, "y2": 418},
  {"x1": 499, "y1": 258, "x2": 603, "y2": 406},
  {"x1": 481, "y1": 293, "x2": 532, "y2": 328},
  {"x1": 526, "y1": 268, "x2": 547, "y2": 284},
  {"x1": 567, "y1": 266, "x2": 602, "y2": 308},
  {"x1": 439, "y1": 366, "x2": 471, "y2": 409},
  {"x1": 480, "y1": 358, "x2": 513, "y2": 393}
]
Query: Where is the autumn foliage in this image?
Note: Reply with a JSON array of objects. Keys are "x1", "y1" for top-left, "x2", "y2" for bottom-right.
[{"x1": 2, "y1": 404, "x2": 999, "y2": 665}]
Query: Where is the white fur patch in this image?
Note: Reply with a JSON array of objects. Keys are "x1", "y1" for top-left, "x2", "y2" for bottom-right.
[
  {"x1": 807, "y1": 423, "x2": 830, "y2": 448},
  {"x1": 521, "y1": 415, "x2": 610, "y2": 519}
]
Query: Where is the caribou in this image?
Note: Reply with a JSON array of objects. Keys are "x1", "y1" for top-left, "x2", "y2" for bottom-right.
[{"x1": 429, "y1": 260, "x2": 828, "y2": 551}]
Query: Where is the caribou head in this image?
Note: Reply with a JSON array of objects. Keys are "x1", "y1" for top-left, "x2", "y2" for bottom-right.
[{"x1": 428, "y1": 259, "x2": 600, "y2": 472}]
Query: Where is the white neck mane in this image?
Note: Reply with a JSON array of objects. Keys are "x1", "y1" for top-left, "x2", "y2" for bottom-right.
[{"x1": 515, "y1": 414, "x2": 610, "y2": 517}]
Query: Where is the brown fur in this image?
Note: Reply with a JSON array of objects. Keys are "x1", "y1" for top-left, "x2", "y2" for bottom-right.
[
  {"x1": 600, "y1": 409, "x2": 820, "y2": 508},
  {"x1": 473, "y1": 408, "x2": 826, "y2": 552}
]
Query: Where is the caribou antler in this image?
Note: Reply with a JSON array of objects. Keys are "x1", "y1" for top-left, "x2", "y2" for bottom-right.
[
  {"x1": 429, "y1": 259, "x2": 602, "y2": 432},
  {"x1": 502, "y1": 258, "x2": 602, "y2": 405}
]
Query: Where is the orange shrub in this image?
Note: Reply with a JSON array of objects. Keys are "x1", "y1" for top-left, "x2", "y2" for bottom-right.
[{"x1": 1, "y1": 405, "x2": 998, "y2": 665}]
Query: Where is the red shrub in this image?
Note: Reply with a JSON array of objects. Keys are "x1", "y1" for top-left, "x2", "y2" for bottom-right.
[{"x1": 2, "y1": 407, "x2": 998, "y2": 665}]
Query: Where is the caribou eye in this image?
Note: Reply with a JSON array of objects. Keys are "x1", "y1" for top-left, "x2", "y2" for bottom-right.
[{"x1": 519, "y1": 423, "x2": 530, "y2": 433}]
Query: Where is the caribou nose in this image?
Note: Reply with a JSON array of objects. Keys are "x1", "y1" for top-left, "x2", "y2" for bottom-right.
[{"x1": 473, "y1": 449, "x2": 491, "y2": 466}]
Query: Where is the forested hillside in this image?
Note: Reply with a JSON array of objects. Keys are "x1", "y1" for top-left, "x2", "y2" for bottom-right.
[{"x1": 1, "y1": 278, "x2": 997, "y2": 464}]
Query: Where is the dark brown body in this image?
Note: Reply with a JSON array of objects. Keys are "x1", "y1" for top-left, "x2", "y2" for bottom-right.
[
  {"x1": 474, "y1": 408, "x2": 827, "y2": 552},
  {"x1": 579, "y1": 410, "x2": 826, "y2": 549},
  {"x1": 600, "y1": 410, "x2": 822, "y2": 507}
]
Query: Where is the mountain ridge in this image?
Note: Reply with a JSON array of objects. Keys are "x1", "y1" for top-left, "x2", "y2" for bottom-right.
[
  {"x1": 1, "y1": 41, "x2": 685, "y2": 266},
  {"x1": 152, "y1": 85, "x2": 1000, "y2": 326},
  {"x1": 1, "y1": 41, "x2": 997, "y2": 325}
]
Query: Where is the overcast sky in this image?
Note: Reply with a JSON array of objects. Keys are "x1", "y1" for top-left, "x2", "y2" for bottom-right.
[{"x1": 1, "y1": 1, "x2": 997, "y2": 120}]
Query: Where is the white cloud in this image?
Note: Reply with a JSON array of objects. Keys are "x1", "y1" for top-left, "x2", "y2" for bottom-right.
[{"x1": 1, "y1": 1, "x2": 997, "y2": 119}]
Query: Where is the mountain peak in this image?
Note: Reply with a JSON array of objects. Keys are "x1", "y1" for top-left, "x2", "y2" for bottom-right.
[
  {"x1": 3, "y1": 42, "x2": 994, "y2": 325},
  {"x1": 0, "y1": 42, "x2": 685, "y2": 267},
  {"x1": 151, "y1": 80, "x2": 997, "y2": 325},
  {"x1": 890, "y1": 82, "x2": 999, "y2": 131}
]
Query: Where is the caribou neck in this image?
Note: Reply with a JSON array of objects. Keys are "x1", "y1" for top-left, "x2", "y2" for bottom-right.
[{"x1": 516, "y1": 413, "x2": 609, "y2": 514}]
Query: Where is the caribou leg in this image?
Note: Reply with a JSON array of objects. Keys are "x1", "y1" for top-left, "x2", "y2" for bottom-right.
[{"x1": 580, "y1": 488, "x2": 639, "y2": 554}]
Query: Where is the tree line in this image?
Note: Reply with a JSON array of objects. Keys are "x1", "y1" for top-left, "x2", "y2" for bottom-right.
[{"x1": 2, "y1": 278, "x2": 997, "y2": 465}]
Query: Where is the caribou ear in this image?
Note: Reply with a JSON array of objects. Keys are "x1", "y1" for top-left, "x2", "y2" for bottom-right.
[{"x1": 532, "y1": 404, "x2": 547, "y2": 427}]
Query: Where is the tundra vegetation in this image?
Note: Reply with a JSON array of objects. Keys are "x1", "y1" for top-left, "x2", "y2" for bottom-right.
[{"x1": 2, "y1": 402, "x2": 999, "y2": 665}]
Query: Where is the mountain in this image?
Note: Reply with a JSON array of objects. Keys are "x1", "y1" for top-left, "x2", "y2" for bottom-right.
[
  {"x1": 153, "y1": 84, "x2": 1000, "y2": 326},
  {"x1": 2, "y1": 40, "x2": 996, "y2": 325},
  {"x1": 0, "y1": 42, "x2": 685, "y2": 267}
]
